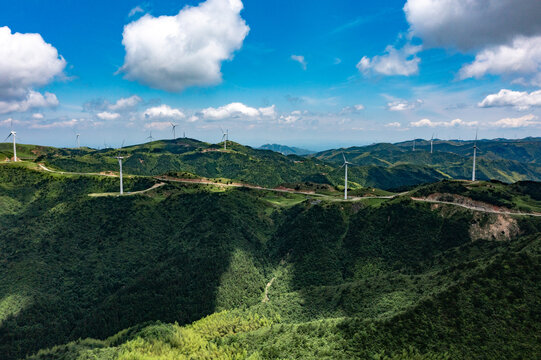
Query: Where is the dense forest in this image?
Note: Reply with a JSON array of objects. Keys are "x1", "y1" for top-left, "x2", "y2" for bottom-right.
[{"x1": 1, "y1": 158, "x2": 541, "y2": 359}]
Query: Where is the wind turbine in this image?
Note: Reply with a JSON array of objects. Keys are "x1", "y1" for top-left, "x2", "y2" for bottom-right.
[
  {"x1": 170, "y1": 123, "x2": 177, "y2": 139},
  {"x1": 75, "y1": 133, "x2": 80, "y2": 148},
  {"x1": 341, "y1": 152, "x2": 353, "y2": 200},
  {"x1": 146, "y1": 131, "x2": 153, "y2": 142},
  {"x1": 115, "y1": 140, "x2": 126, "y2": 195},
  {"x1": 412, "y1": 139, "x2": 416, "y2": 151},
  {"x1": 430, "y1": 133, "x2": 434, "y2": 154},
  {"x1": 220, "y1": 128, "x2": 229, "y2": 150},
  {"x1": 472, "y1": 130, "x2": 478, "y2": 181},
  {"x1": 4, "y1": 129, "x2": 17, "y2": 162}
]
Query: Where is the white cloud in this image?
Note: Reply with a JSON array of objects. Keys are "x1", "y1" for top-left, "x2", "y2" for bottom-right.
[
  {"x1": 128, "y1": 6, "x2": 144, "y2": 17},
  {"x1": 258, "y1": 105, "x2": 277, "y2": 118},
  {"x1": 0, "y1": 91, "x2": 58, "y2": 114},
  {"x1": 291, "y1": 55, "x2": 307, "y2": 70},
  {"x1": 120, "y1": 0, "x2": 249, "y2": 92},
  {"x1": 279, "y1": 114, "x2": 299, "y2": 124},
  {"x1": 410, "y1": 118, "x2": 478, "y2": 128},
  {"x1": 109, "y1": 95, "x2": 142, "y2": 111},
  {"x1": 478, "y1": 89, "x2": 541, "y2": 110},
  {"x1": 459, "y1": 36, "x2": 541, "y2": 85},
  {"x1": 143, "y1": 104, "x2": 185, "y2": 119},
  {"x1": 30, "y1": 119, "x2": 79, "y2": 129},
  {"x1": 97, "y1": 111, "x2": 121, "y2": 120},
  {"x1": 144, "y1": 121, "x2": 173, "y2": 130},
  {"x1": 0, "y1": 26, "x2": 65, "y2": 113},
  {"x1": 491, "y1": 114, "x2": 540, "y2": 128},
  {"x1": 200, "y1": 102, "x2": 275, "y2": 120},
  {"x1": 341, "y1": 104, "x2": 365, "y2": 114},
  {"x1": 358, "y1": 44, "x2": 421, "y2": 76},
  {"x1": 385, "y1": 122, "x2": 401, "y2": 128},
  {"x1": 32, "y1": 113, "x2": 44, "y2": 119},
  {"x1": 387, "y1": 99, "x2": 423, "y2": 111},
  {"x1": 404, "y1": 0, "x2": 541, "y2": 51}
]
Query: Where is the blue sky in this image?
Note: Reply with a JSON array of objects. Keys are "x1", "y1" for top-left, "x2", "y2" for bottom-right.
[{"x1": 0, "y1": 0, "x2": 540, "y2": 150}]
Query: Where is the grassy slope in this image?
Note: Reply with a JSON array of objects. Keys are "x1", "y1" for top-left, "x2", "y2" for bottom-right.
[{"x1": 1, "y1": 164, "x2": 541, "y2": 359}]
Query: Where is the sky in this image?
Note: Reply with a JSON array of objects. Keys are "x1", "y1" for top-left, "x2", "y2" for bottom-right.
[{"x1": 1, "y1": 0, "x2": 541, "y2": 150}]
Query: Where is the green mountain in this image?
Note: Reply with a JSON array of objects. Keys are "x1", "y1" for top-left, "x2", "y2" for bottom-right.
[
  {"x1": 312, "y1": 139, "x2": 541, "y2": 184},
  {"x1": 258, "y1": 143, "x2": 314, "y2": 155},
  {"x1": 1, "y1": 162, "x2": 541, "y2": 359},
  {"x1": 0, "y1": 139, "x2": 448, "y2": 190}
]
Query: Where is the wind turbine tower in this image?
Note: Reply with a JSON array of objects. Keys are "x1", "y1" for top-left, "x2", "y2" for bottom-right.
[
  {"x1": 76, "y1": 133, "x2": 80, "y2": 148},
  {"x1": 146, "y1": 131, "x2": 153, "y2": 142},
  {"x1": 116, "y1": 155, "x2": 124, "y2": 194},
  {"x1": 4, "y1": 130, "x2": 17, "y2": 162},
  {"x1": 170, "y1": 123, "x2": 177, "y2": 139},
  {"x1": 341, "y1": 153, "x2": 353, "y2": 200},
  {"x1": 430, "y1": 133, "x2": 434, "y2": 154},
  {"x1": 472, "y1": 131, "x2": 478, "y2": 181},
  {"x1": 221, "y1": 128, "x2": 229, "y2": 150},
  {"x1": 413, "y1": 139, "x2": 416, "y2": 151}
]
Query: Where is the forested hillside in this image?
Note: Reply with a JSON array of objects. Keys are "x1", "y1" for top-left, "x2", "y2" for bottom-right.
[
  {"x1": 2, "y1": 138, "x2": 541, "y2": 192},
  {"x1": 1, "y1": 162, "x2": 541, "y2": 359}
]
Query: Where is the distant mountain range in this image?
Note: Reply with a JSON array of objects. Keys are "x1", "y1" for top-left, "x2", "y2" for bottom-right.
[{"x1": 258, "y1": 143, "x2": 314, "y2": 155}]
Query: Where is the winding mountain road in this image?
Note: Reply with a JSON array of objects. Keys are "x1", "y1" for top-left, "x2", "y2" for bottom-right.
[{"x1": 34, "y1": 162, "x2": 541, "y2": 216}]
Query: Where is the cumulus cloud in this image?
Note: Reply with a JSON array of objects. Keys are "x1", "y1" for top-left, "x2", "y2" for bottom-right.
[
  {"x1": 459, "y1": 36, "x2": 541, "y2": 85},
  {"x1": 0, "y1": 91, "x2": 58, "y2": 114},
  {"x1": 410, "y1": 118, "x2": 478, "y2": 128},
  {"x1": 200, "y1": 102, "x2": 276, "y2": 120},
  {"x1": 97, "y1": 111, "x2": 121, "y2": 120},
  {"x1": 404, "y1": 0, "x2": 541, "y2": 51},
  {"x1": 279, "y1": 113, "x2": 300, "y2": 124},
  {"x1": 143, "y1": 104, "x2": 185, "y2": 120},
  {"x1": 491, "y1": 114, "x2": 540, "y2": 128},
  {"x1": 291, "y1": 55, "x2": 307, "y2": 70},
  {"x1": 144, "y1": 121, "x2": 173, "y2": 130},
  {"x1": 478, "y1": 89, "x2": 541, "y2": 110},
  {"x1": 0, "y1": 26, "x2": 65, "y2": 114},
  {"x1": 119, "y1": 0, "x2": 249, "y2": 92},
  {"x1": 109, "y1": 95, "x2": 142, "y2": 111},
  {"x1": 358, "y1": 44, "x2": 421, "y2": 76},
  {"x1": 387, "y1": 99, "x2": 423, "y2": 111},
  {"x1": 32, "y1": 113, "x2": 44, "y2": 119},
  {"x1": 385, "y1": 122, "x2": 401, "y2": 128}
]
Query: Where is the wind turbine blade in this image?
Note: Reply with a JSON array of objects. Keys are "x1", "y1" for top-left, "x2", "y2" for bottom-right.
[
  {"x1": 341, "y1": 152, "x2": 347, "y2": 163},
  {"x1": 121, "y1": 139, "x2": 125, "y2": 148}
]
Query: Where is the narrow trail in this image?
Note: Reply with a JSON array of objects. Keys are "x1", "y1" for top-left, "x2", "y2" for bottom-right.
[
  {"x1": 410, "y1": 197, "x2": 541, "y2": 217},
  {"x1": 262, "y1": 277, "x2": 275, "y2": 303},
  {"x1": 88, "y1": 183, "x2": 166, "y2": 197},
  {"x1": 39, "y1": 163, "x2": 117, "y2": 177}
]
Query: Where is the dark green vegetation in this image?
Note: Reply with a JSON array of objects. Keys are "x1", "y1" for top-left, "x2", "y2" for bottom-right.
[
  {"x1": 1, "y1": 161, "x2": 541, "y2": 359},
  {"x1": 2, "y1": 137, "x2": 540, "y2": 191},
  {"x1": 313, "y1": 137, "x2": 541, "y2": 184}
]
